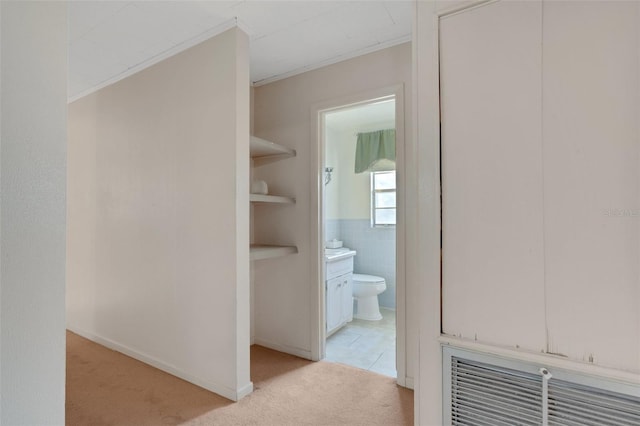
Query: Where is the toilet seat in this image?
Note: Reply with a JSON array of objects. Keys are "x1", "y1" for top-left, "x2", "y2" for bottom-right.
[{"x1": 352, "y1": 273, "x2": 385, "y2": 284}]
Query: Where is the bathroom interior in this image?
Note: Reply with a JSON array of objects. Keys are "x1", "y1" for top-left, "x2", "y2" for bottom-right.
[{"x1": 322, "y1": 98, "x2": 397, "y2": 378}]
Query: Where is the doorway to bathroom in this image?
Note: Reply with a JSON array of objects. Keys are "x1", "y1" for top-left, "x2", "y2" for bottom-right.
[{"x1": 318, "y1": 95, "x2": 399, "y2": 379}]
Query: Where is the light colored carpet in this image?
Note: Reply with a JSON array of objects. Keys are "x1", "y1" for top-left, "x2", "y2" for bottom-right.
[{"x1": 66, "y1": 331, "x2": 413, "y2": 425}]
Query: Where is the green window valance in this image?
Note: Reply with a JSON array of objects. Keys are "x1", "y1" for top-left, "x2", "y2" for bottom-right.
[{"x1": 354, "y1": 129, "x2": 396, "y2": 173}]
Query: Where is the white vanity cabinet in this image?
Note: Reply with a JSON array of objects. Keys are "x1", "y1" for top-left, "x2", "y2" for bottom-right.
[{"x1": 325, "y1": 251, "x2": 355, "y2": 336}]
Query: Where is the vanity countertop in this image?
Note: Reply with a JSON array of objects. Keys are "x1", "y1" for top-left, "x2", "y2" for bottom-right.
[{"x1": 325, "y1": 248, "x2": 356, "y2": 262}]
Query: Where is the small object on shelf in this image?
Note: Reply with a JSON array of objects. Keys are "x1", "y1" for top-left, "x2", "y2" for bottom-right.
[
  {"x1": 326, "y1": 239, "x2": 343, "y2": 249},
  {"x1": 251, "y1": 180, "x2": 269, "y2": 195}
]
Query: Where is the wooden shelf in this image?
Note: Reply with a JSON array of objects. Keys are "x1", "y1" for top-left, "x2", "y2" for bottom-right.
[
  {"x1": 249, "y1": 136, "x2": 296, "y2": 261},
  {"x1": 250, "y1": 244, "x2": 298, "y2": 261},
  {"x1": 250, "y1": 136, "x2": 296, "y2": 166},
  {"x1": 250, "y1": 194, "x2": 295, "y2": 204}
]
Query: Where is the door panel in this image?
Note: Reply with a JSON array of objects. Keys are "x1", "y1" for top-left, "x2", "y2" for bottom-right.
[
  {"x1": 440, "y1": 0, "x2": 546, "y2": 351},
  {"x1": 341, "y1": 273, "x2": 353, "y2": 323},
  {"x1": 542, "y1": 1, "x2": 640, "y2": 371},
  {"x1": 326, "y1": 276, "x2": 342, "y2": 334}
]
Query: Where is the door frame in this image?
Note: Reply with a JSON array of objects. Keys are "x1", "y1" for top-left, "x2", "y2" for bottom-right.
[
  {"x1": 413, "y1": 1, "x2": 497, "y2": 423},
  {"x1": 309, "y1": 84, "x2": 408, "y2": 386}
]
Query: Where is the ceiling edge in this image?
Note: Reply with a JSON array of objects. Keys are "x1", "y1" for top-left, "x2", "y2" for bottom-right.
[
  {"x1": 67, "y1": 17, "x2": 241, "y2": 104},
  {"x1": 251, "y1": 34, "x2": 412, "y2": 88}
]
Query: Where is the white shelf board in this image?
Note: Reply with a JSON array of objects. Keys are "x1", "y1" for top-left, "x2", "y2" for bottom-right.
[
  {"x1": 250, "y1": 194, "x2": 295, "y2": 204},
  {"x1": 250, "y1": 244, "x2": 298, "y2": 261},
  {"x1": 250, "y1": 136, "x2": 296, "y2": 159}
]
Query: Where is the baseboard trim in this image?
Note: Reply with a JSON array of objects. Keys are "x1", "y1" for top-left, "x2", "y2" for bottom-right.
[
  {"x1": 67, "y1": 326, "x2": 253, "y2": 401},
  {"x1": 404, "y1": 376, "x2": 414, "y2": 389},
  {"x1": 253, "y1": 338, "x2": 312, "y2": 360},
  {"x1": 395, "y1": 374, "x2": 414, "y2": 389},
  {"x1": 236, "y1": 381, "x2": 254, "y2": 400}
]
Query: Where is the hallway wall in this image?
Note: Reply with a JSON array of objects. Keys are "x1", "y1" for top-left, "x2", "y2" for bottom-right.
[
  {"x1": 0, "y1": 2, "x2": 68, "y2": 423},
  {"x1": 67, "y1": 28, "x2": 252, "y2": 401}
]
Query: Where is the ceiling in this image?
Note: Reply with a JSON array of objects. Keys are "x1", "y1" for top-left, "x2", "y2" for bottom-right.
[
  {"x1": 68, "y1": 1, "x2": 413, "y2": 101},
  {"x1": 325, "y1": 98, "x2": 395, "y2": 135}
]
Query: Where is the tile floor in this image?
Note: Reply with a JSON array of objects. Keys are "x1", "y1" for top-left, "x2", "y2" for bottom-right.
[{"x1": 324, "y1": 307, "x2": 396, "y2": 378}]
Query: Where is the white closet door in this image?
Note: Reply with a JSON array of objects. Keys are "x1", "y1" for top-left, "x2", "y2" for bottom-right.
[
  {"x1": 440, "y1": 0, "x2": 546, "y2": 351},
  {"x1": 542, "y1": 1, "x2": 640, "y2": 371}
]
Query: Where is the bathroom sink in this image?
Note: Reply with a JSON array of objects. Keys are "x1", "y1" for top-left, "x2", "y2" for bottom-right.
[
  {"x1": 325, "y1": 247, "x2": 349, "y2": 255},
  {"x1": 325, "y1": 247, "x2": 356, "y2": 262}
]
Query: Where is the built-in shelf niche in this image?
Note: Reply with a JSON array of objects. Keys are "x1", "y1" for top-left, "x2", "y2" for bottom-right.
[
  {"x1": 250, "y1": 136, "x2": 296, "y2": 166},
  {"x1": 250, "y1": 194, "x2": 295, "y2": 204},
  {"x1": 250, "y1": 135, "x2": 297, "y2": 261},
  {"x1": 249, "y1": 244, "x2": 298, "y2": 261}
]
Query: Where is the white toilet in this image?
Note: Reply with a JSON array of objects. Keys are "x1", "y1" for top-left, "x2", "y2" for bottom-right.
[{"x1": 352, "y1": 273, "x2": 386, "y2": 320}]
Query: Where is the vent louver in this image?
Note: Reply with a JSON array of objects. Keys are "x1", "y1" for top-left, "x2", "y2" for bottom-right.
[
  {"x1": 445, "y1": 347, "x2": 640, "y2": 426},
  {"x1": 451, "y1": 356, "x2": 542, "y2": 425},
  {"x1": 548, "y1": 379, "x2": 640, "y2": 426}
]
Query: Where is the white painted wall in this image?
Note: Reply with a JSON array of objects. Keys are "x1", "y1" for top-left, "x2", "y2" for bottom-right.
[
  {"x1": 324, "y1": 126, "x2": 342, "y2": 221},
  {"x1": 325, "y1": 129, "x2": 370, "y2": 220},
  {"x1": 252, "y1": 43, "x2": 417, "y2": 384},
  {"x1": 440, "y1": 0, "x2": 640, "y2": 375},
  {"x1": 414, "y1": 2, "x2": 445, "y2": 424},
  {"x1": 325, "y1": 102, "x2": 396, "y2": 221},
  {"x1": 1, "y1": 2, "x2": 67, "y2": 423},
  {"x1": 67, "y1": 28, "x2": 252, "y2": 401}
]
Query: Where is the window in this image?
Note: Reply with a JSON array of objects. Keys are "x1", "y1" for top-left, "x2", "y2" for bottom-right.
[{"x1": 371, "y1": 171, "x2": 396, "y2": 226}]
